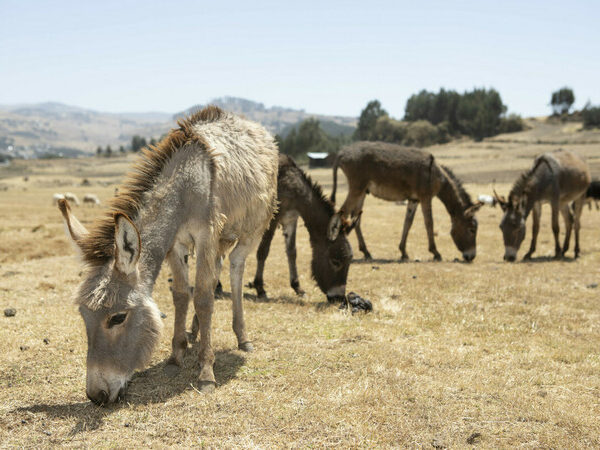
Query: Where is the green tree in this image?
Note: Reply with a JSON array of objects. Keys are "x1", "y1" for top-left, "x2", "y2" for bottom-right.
[
  {"x1": 550, "y1": 87, "x2": 575, "y2": 115},
  {"x1": 278, "y1": 118, "x2": 348, "y2": 157},
  {"x1": 96, "y1": 146, "x2": 103, "y2": 157},
  {"x1": 119, "y1": 145, "x2": 125, "y2": 154},
  {"x1": 354, "y1": 100, "x2": 387, "y2": 141},
  {"x1": 105, "y1": 145, "x2": 112, "y2": 157},
  {"x1": 131, "y1": 135, "x2": 147, "y2": 152}
]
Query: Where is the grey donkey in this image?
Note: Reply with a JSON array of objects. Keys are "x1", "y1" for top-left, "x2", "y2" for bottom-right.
[
  {"x1": 494, "y1": 148, "x2": 590, "y2": 261},
  {"x1": 59, "y1": 106, "x2": 278, "y2": 404}
]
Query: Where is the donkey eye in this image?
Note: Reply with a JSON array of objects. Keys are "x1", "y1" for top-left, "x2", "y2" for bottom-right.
[{"x1": 108, "y1": 313, "x2": 127, "y2": 328}]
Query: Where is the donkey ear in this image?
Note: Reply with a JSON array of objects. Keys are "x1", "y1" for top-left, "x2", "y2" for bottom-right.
[
  {"x1": 114, "y1": 213, "x2": 141, "y2": 275},
  {"x1": 493, "y1": 189, "x2": 508, "y2": 211},
  {"x1": 58, "y1": 198, "x2": 89, "y2": 248},
  {"x1": 327, "y1": 213, "x2": 343, "y2": 241},
  {"x1": 464, "y1": 202, "x2": 483, "y2": 217}
]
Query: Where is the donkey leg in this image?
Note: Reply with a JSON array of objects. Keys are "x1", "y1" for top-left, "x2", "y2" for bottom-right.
[
  {"x1": 165, "y1": 246, "x2": 191, "y2": 371},
  {"x1": 524, "y1": 203, "x2": 541, "y2": 260},
  {"x1": 399, "y1": 200, "x2": 418, "y2": 261},
  {"x1": 193, "y1": 244, "x2": 219, "y2": 392},
  {"x1": 560, "y1": 204, "x2": 574, "y2": 255},
  {"x1": 251, "y1": 216, "x2": 278, "y2": 299},
  {"x1": 421, "y1": 198, "x2": 441, "y2": 261},
  {"x1": 230, "y1": 239, "x2": 254, "y2": 352},
  {"x1": 343, "y1": 190, "x2": 371, "y2": 259},
  {"x1": 354, "y1": 217, "x2": 372, "y2": 260},
  {"x1": 551, "y1": 201, "x2": 562, "y2": 258},
  {"x1": 282, "y1": 213, "x2": 304, "y2": 296},
  {"x1": 572, "y1": 196, "x2": 585, "y2": 258}
]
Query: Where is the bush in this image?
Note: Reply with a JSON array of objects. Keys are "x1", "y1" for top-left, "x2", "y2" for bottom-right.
[
  {"x1": 371, "y1": 117, "x2": 450, "y2": 147},
  {"x1": 582, "y1": 105, "x2": 600, "y2": 129},
  {"x1": 498, "y1": 114, "x2": 526, "y2": 134}
]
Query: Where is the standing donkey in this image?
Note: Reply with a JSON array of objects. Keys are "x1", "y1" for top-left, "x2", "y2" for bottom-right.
[
  {"x1": 249, "y1": 154, "x2": 353, "y2": 303},
  {"x1": 331, "y1": 142, "x2": 482, "y2": 262},
  {"x1": 58, "y1": 106, "x2": 278, "y2": 404},
  {"x1": 494, "y1": 148, "x2": 590, "y2": 261}
]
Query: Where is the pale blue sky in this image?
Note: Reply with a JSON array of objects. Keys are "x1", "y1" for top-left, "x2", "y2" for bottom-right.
[{"x1": 1, "y1": 0, "x2": 598, "y2": 118}]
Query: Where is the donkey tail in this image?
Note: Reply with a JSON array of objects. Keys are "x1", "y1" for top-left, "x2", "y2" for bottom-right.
[{"x1": 331, "y1": 153, "x2": 340, "y2": 203}]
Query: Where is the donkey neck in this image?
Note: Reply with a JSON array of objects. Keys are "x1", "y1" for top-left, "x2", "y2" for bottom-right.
[
  {"x1": 436, "y1": 174, "x2": 466, "y2": 219},
  {"x1": 291, "y1": 183, "x2": 334, "y2": 243},
  {"x1": 134, "y1": 184, "x2": 185, "y2": 287}
]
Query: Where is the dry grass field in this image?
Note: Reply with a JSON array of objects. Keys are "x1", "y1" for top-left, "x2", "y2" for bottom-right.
[{"x1": 1, "y1": 121, "x2": 600, "y2": 447}]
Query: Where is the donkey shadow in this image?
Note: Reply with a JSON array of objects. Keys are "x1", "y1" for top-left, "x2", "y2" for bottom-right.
[
  {"x1": 13, "y1": 346, "x2": 245, "y2": 435},
  {"x1": 519, "y1": 255, "x2": 577, "y2": 264},
  {"x1": 217, "y1": 288, "x2": 309, "y2": 307}
]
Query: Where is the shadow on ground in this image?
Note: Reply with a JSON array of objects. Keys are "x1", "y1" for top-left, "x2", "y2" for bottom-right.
[
  {"x1": 520, "y1": 255, "x2": 577, "y2": 264},
  {"x1": 13, "y1": 345, "x2": 245, "y2": 435}
]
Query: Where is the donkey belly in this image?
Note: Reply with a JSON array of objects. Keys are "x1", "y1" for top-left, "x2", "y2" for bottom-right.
[{"x1": 367, "y1": 181, "x2": 411, "y2": 202}]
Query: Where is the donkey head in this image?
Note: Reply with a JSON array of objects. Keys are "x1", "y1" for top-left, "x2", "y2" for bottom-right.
[
  {"x1": 58, "y1": 200, "x2": 162, "y2": 405},
  {"x1": 309, "y1": 212, "x2": 354, "y2": 303},
  {"x1": 450, "y1": 202, "x2": 483, "y2": 262},
  {"x1": 494, "y1": 191, "x2": 527, "y2": 262}
]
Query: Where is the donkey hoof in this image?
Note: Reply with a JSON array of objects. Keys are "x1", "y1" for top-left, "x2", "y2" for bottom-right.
[
  {"x1": 164, "y1": 363, "x2": 181, "y2": 378},
  {"x1": 197, "y1": 380, "x2": 216, "y2": 393},
  {"x1": 239, "y1": 342, "x2": 254, "y2": 352},
  {"x1": 433, "y1": 255, "x2": 442, "y2": 262}
]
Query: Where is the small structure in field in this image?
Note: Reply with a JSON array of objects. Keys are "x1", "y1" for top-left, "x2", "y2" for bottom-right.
[
  {"x1": 307, "y1": 152, "x2": 334, "y2": 169},
  {"x1": 478, "y1": 194, "x2": 497, "y2": 207}
]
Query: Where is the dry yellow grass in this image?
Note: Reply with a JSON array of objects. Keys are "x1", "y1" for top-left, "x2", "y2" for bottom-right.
[{"x1": 1, "y1": 125, "x2": 600, "y2": 447}]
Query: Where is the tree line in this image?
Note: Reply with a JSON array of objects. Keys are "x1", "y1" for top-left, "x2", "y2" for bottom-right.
[
  {"x1": 95, "y1": 86, "x2": 600, "y2": 160},
  {"x1": 96, "y1": 136, "x2": 158, "y2": 157}
]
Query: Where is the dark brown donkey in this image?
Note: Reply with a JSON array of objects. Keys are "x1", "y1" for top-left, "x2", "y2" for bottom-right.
[
  {"x1": 331, "y1": 142, "x2": 482, "y2": 262},
  {"x1": 494, "y1": 148, "x2": 590, "y2": 261},
  {"x1": 249, "y1": 154, "x2": 353, "y2": 302}
]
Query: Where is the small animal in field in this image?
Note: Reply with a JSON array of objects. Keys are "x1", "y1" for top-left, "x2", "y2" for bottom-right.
[
  {"x1": 477, "y1": 194, "x2": 497, "y2": 207},
  {"x1": 331, "y1": 142, "x2": 482, "y2": 262},
  {"x1": 584, "y1": 180, "x2": 600, "y2": 210},
  {"x1": 58, "y1": 106, "x2": 278, "y2": 404},
  {"x1": 83, "y1": 193, "x2": 101, "y2": 206},
  {"x1": 52, "y1": 193, "x2": 65, "y2": 205},
  {"x1": 494, "y1": 148, "x2": 590, "y2": 261},
  {"x1": 248, "y1": 154, "x2": 353, "y2": 302},
  {"x1": 64, "y1": 192, "x2": 80, "y2": 206}
]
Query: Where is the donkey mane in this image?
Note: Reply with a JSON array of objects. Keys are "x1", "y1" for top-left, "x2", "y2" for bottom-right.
[
  {"x1": 508, "y1": 156, "x2": 548, "y2": 201},
  {"x1": 285, "y1": 156, "x2": 336, "y2": 217},
  {"x1": 440, "y1": 165, "x2": 473, "y2": 207},
  {"x1": 78, "y1": 106, "x2": 226, "y2": 266}
]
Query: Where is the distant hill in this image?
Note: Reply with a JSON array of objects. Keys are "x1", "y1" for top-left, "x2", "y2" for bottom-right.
[
  {"x1": 0, "y1": 98, "x2": 356, "y2": 158},
  {"x1": 175, "y1": 96, "x2": 356, "y2": 136},
  {"x1": 279, "y1": 119, "x2": 355, "y2": 139}
]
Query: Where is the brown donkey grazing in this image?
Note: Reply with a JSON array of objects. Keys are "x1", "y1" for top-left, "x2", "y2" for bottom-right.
[
  {"x1": 58, "y1": 106, "x2": 278, "y2": 404},
  {"x1": 331, "y1": 142, "x2": 482, "y2": 262},
  {"x1": 249, "y1": 154, "x2": 353, "y2": 303},
  {"x1": 494, "y1": 148, "x2": 590, "y2": 262}
]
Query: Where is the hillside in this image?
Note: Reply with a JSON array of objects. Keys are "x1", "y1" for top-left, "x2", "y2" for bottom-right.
[
  {"x1": 0, "y1": 99, "x2": 356, "y2": 158},
  {"x1": 175, "y1": 96, "x2": 356, "y2": 137}
]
